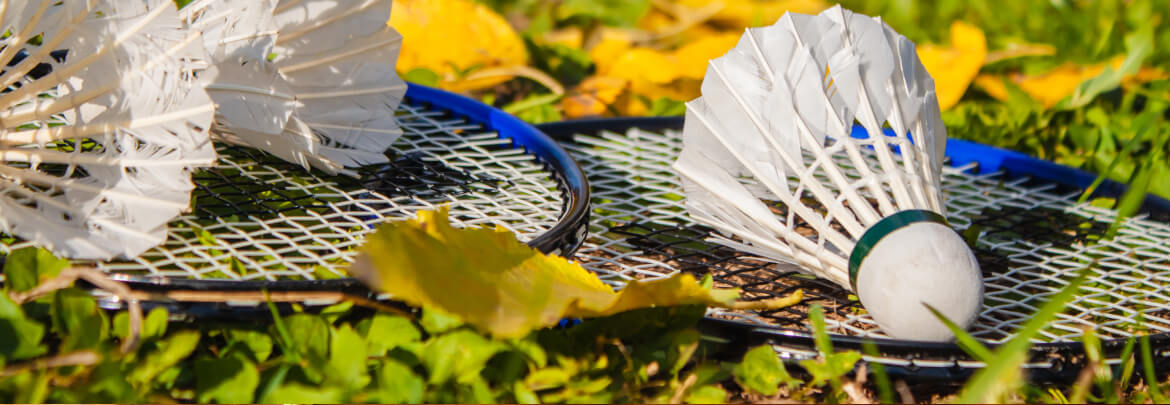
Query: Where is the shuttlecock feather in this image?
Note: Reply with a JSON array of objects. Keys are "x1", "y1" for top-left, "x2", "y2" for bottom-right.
[
  {"x1": 182, "y1": 0, "x2": 407, "y2": 176},
  {"x1": 673, "y1": 5, "x2": 981, "y2": 341},
  {"x1": 0, "y1": 0, "x2": 217, "y2": 259}
]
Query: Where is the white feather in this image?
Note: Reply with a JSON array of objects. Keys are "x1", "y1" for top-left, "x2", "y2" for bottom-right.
[
  {"x1": 674, "y1": 6, "x2": 978, "y2": 341},
  {"x1": 0, "y1": 0, "x2": 217, "y2": 260},
  {"x1": 186, "y1": 0, "x2": 407, "y2": 175}
]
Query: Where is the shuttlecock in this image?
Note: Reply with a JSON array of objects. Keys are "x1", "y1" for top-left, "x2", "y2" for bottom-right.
[
  {"x1": 673, "y1": 5, "x2": 982, "y2": 341},
  {"x1": 0, "y1": 0, "x2": 217, "y2": 259},
  {"x1": 182, "y1": 0, "x2": 407, "y2": 176}
]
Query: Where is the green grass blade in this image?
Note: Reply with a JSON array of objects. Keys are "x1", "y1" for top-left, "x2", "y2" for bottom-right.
[
  {"x1": 1140, "y1": 335, "x2": 1165, "y2": 403},
  {"x1": 959, "y1": 269, "x2": 1090, "y2": 403},
  {"x1": 861, "y1": 341, "x2": 895, "y2": 404},
  {"x1": 1118, "y1": 337, "x2": 1138, "y2": 398},
  {"x1": 924, "y1": 303, "x2": 993, "y2": 362}
]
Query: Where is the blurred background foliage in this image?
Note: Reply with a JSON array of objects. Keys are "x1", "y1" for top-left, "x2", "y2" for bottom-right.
[{"x1": 389, "y1": 0, "x2": 1170, "y2": 201}]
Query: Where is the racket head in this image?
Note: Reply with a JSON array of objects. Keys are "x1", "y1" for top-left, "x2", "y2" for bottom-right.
[
  {"x1": 540, "y1": 116, "x2": 1170, "y2": 382},
  {"x1": 2, "y1": 84, "x2": 589, "y2": 295}
]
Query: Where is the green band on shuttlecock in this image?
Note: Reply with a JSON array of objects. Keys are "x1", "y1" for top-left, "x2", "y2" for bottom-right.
[{"x1": 848, "y1": 209, "x2": 949, "y2": 290}]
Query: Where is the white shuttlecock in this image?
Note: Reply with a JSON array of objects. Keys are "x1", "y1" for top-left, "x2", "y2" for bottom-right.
[
  {"x1": 182, "y1": 0, "x2": 407, "y2": 176},
  {"x1": 0, "y1": 0, "x2": 217, "y2": 259},
  {"x1": 673, "y1": 5, "x2": 982, "y2": 341}
]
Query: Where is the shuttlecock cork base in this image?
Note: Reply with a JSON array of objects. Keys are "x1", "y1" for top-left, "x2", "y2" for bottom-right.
[
  {"x1": 849, "y1": 210, "x2": 983, "y2": 341},
  {"x1": 672, "y1": 4, "x2": 984, "y2": 341}
]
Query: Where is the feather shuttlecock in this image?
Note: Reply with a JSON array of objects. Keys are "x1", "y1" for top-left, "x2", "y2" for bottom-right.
[
  {"x1": 0, "y1": 0, "x2": 216, "y2": 260},
  {"x1": 182, "y1": 0, "x2": 407, "y2": 176},
  {"x1": 673, "y1": 5, "x2": 982, "y2": 341}
]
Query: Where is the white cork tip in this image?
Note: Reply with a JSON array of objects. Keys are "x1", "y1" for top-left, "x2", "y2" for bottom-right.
[{"x1": 854, "y1": 222, "x2": 983, "y2": 342}]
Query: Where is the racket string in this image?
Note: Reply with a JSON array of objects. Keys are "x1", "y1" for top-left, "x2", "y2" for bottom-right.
[
  {"x1": 0, "y1": 99, "x2": 568, "y2": 283},
  {"x1": 564, "y1": 128, "x2": 1170, "y2": 344}
]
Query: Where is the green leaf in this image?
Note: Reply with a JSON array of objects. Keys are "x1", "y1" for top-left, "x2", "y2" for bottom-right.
[
  {"x1": 1060, "y1": 26, "x2": 1153, "y2": 109},
  {"x1": 421, "y1": 329, "x2": 503, "y2": 384},
  {"x1": 360, "y1": 314, "x2": 421, "y2": 357},
  {"x1": 403, "y1": 68, "x2": 441, "y2": 87},
  {"x1": 195, "y1": 356, "x2": 260, "y2": 403},
  {"x1": 526, "y1": 40, "x2": 593, "y2": 86},
  {"x1": 319, "y1": 301, "x2": 354, "y2": 323},
  {"x1": 277, "y1": 314, "x2": 330, "y2": 364},
  {"x1": 668, "y1": 329, "x2": 701, "y2": 376},
  {"x1": 226, "y1": 329, "x2": 275, "y2": 363},
  {"x1": 801, "y1": 351, "x2": 862, "y2": 388},
  {"x1": 525, "y1": 367, "x2": 570, "y2": 390},
  {"x1": 51, "y1": 288, "x2": 107, "y2": 352},
  {"x1": 14, "y1": 371, "x2": 50, "y2": 404},
  {"x1": 265, "y1": 383, "x2": 344, "y2": 404},
  {"x1": 128, "y1": 330, "x2": 201, "y2": 387},
  {"x1": 509, "y1": 337, "x2": 548, "y2": 368},
  {"x1": 420, "y1": 307, "x2": 465, "y2": 335},
  {"x1": 3, "y1": 247, "x2": 69, "y2": 293},
  {"x1": 504, "y1": 93, "x2": 564, "y2": 124},
  {"x1": 459, "y1": 376, "x2": 497, "y2": 403},
  {"x1": 375, "y1": 360, "x2": 425, "y2": 404},
  {"x1": 685, "y1": 384, "x2": 728, "y2": 404},
  {"x1": 733, "y1": 345, "x2": 797, "y2": 396},
  {"x1": 114, "y1": 307, "x2": 168, "y2": 343},
  {"x1": 512, "y1": 380, "x2": 540, "y2": 404},
  {"x1": 648, "y1": 97, "x2": 687, "y2": 117},
  {"x1": 0, "y1": 293, "x2": 47, "y2": 360},
  {"x1": 557, "y1": 0, "x2": 650, "y2": 27},
  {"x1": 326, "y1": 324, "x2": 371, "y2": 390}
]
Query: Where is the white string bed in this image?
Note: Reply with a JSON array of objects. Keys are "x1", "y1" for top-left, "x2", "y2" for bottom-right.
[
  {"x1": 0, "y1": 102, "x2": 565, "y2": 282},
  {"x1": 562, "y1": 128, "x2": 1170, "y2": 344}
]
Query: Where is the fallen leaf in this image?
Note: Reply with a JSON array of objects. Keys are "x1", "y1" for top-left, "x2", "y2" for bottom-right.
[
  {"x1": 612, "y1": 47, "x2": 680, "y2": 85},
  {"x1": 348, "y1": 208, "x2": 796, "y2": 338},
  {"x1": 391, "y1": 0, "x2": 527, "y2": 90},
  {"x1": 676, "y1": 0, "x2": 829, "y2": 28},
  {"x1": 974, "y1": 56, "x2": 1167, "y2": 108},
  {"x1": 674, "y1": 32, "x2": 740, "y2": 80},
  {"x1": 916, "y1": 21, "x2": 987, "y2": 111},
  {"x1": 590, "y1": 37, "x2": 636, "y2": 76},
  {"x1": 562, "y1": 76, "x2": 630, "y2": 118}
]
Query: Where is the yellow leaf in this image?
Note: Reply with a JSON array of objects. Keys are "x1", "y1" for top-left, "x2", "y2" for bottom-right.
[
  {"x1": 1015, "y1": 65, "x2": 1095, "y2": 108},
  {"x1": 562, "y1": 76, "x2": 630, "y2": 118},
  {"x1": 589, "y1": 37, "x2": 635, "y2": 77},
  {"x1": 614, "y1": 48, "x2": 681, "y2": 85},
  {"x1": 974, "y1": 56, "x2": 1167, "y2": 108},
  {"x1": 639, "y1": 9, "x2": 678, "y2": 32},
  {"x1": 916, "y1": 21, "x2": 986, "y2": 111},
  {"x1": 674, "y1": 32, "x2": 740, "y2": 80},
  {"x1": 349, "y1": 208, "x2": 797, "y2": 338},
  {"x1": 676, "y1": 0, "x2": 829, "y2": 28},
  {"x1": 390, "y1": 0, "x2": 527, "y2": 90},
  {"x1": 973, "y1": 74, "x2": 1009, "y2": 101}
]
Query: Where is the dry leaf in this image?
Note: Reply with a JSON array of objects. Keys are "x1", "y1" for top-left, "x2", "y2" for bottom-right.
[
  {"x1": 674, "y1": 32, "x2": 740, "y2": 80},
  {"x1": 676, "y1": 0, "x2": 829, "y2": 28},
  {"x1": 349, "y1": 208, "x2": 793, "y2": 338},
  {"x1": 916, "y1": 21, "x2": 987, "y2": 111},
  {"x1": 563, "y1": 76, "x2": 630, "y2": 118},
  {"x1": 975, "y1": 56, "x2": 1168, "y2": 108},
  {"x1": 390, "y1": 0, "x2": 527, "y2": 90}
]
